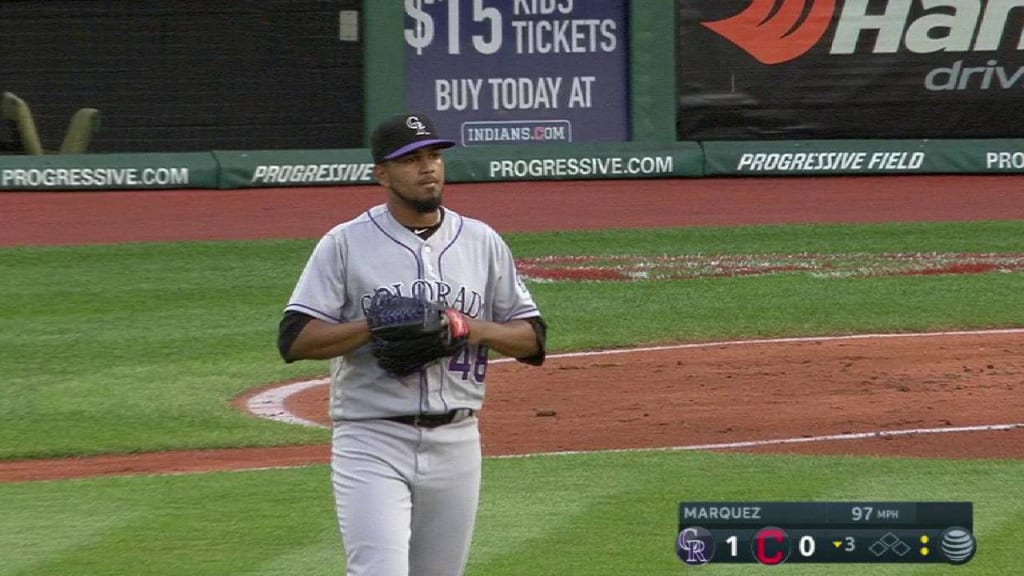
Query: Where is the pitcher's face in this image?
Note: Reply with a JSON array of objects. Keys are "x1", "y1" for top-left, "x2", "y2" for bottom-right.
[{"x1": 376, "y1": 146, "x2": 446, "y2": 213}]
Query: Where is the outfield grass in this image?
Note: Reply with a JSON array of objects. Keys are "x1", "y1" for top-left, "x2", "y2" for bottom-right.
[
  {"x1": 0, "y1": 453, "x2": 1020, "y2": 575},
  {"x1": 1, "y1": 220, "x2": 1022, "y2": 575}
]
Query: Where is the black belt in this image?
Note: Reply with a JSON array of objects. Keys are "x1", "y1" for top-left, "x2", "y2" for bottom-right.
[{"x1": 382, "y1": 409, "x2": 475, "y2": 429}]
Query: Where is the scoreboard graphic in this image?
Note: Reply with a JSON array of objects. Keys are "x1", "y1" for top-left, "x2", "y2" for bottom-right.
[{"x1": 677, "y1": 501, "x2": 975, "y2": 566}]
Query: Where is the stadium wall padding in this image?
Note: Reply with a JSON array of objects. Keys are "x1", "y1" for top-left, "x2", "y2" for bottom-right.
[{"x1": 4, "y1": 140, "x2": 1024, "y2": 191}]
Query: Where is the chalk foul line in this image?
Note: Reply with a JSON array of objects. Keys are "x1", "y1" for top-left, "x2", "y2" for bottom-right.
[{"x1": 493, "y1": 423, "x2": 1024, "y2": 459}]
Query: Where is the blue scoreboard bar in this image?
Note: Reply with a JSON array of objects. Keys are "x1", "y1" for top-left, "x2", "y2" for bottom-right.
[{"x1": 677, "y1": 501, "x2": 975, "y2": 565}]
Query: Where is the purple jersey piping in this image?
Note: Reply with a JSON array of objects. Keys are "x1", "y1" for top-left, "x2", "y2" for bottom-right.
[
  {"x1": 285, "y1": 303, "x2": 343, "y2": 323},
  {"x1": 368, "y1": 208, "x2": 431, "y2": 411},
  {"x1": 436, "y1": 212, "x2": 464, "y2": 281},
  {"x1": 506, "y1": 309, "x2": 541, "y2": 322},
  {"x1": 367, "y1": 209, "x2": 424, "y2": 278},
  {"x1": 436, "y1": 213, "x2": 467, "y2": 408}
]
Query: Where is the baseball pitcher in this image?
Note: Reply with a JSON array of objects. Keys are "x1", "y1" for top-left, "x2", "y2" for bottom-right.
[{"x1": 278, "y1": 112, "x2": 547, "y2": 576}]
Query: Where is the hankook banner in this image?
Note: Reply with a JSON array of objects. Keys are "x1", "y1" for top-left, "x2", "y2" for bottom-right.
[{"x1": 677, "y1": 0, "x2": 1024, "y2": 140}]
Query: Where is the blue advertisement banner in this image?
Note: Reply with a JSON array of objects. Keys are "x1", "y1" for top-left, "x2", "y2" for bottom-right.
[{"x1": 404, "y1": 0, "x2": 630, "y2": 146}]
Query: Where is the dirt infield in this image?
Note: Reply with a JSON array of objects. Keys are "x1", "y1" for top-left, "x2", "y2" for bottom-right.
[
  {"x1": 277, "y1": 331, "x2": 1024, "y2": 460},
  {"x1": 1, "y1": 174, "x2": 1022, "y2": 482}
]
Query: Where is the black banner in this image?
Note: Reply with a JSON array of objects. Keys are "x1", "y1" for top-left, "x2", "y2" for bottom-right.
[{"x1": 677, "y1": 0, "x2": 1024, "y2": 139}]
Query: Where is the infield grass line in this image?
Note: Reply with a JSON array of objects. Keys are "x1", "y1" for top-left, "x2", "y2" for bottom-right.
[{"x1": 247, "y1": 327, "x2": 1024, "y2": 428}]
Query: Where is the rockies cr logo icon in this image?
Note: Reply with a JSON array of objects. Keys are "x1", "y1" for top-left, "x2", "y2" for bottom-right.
[
  {"x1": 676, "y1": 527, "x2": 715, "y2": 565},
  {"x1": 702, "y1": 0, "x2": 836, "y2": 64}
]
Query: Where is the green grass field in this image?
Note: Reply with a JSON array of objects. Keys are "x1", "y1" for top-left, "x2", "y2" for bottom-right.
[{"x1": 1, "y1": 221, "x2": 1022, "y2": 575}]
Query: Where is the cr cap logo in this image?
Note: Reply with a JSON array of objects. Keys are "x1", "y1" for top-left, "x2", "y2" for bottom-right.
[
  {"x1": 406, "y1": 116, "x2": 431, "y2": 136},
  {"x1": 702, "y1": 0, "x2": 836, "y2": 64}
]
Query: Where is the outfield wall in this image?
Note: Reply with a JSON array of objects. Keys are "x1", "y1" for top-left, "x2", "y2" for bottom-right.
[
  {"x1": 3, "y1": 1, "x2": 1024, "y2": 190},
  {"x1": 3, "y1": 140, "x2": 1024, "y2": 191}
]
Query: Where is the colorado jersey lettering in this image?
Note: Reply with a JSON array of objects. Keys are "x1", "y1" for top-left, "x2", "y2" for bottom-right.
[{"x1": 285, "y1": 203, "x2": 541, "y2": 420}]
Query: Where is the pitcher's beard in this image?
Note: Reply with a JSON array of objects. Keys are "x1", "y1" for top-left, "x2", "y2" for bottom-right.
[{"x1": 393, "y1": 188, "x2": 442, "y2": 213}]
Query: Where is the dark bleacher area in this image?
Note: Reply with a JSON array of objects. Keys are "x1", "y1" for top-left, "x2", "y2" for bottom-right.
[{"x1": 0, "y1": 0, "x2": 364, "y2": 153}]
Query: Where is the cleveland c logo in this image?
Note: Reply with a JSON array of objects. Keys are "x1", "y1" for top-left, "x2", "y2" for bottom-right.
[{"x1": 702, "y1": 0, "x2": 836, "y2": 64}]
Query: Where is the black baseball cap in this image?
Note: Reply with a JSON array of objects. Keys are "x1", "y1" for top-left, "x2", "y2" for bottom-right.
[{"x1": 370, "y1": 112, "x2": 455, "y2": 163}]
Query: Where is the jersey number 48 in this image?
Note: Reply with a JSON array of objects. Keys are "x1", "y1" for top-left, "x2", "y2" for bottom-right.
[{"x1": 448, "y1": 345, "x2": 488, "y2": 383}]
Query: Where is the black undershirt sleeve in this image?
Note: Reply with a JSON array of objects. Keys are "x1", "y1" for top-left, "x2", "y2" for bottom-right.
[
  {"x1": 516, "y1": 316, "x2": 548, "y2": 366},
  {"x1": 280, "y1": 311, "x2": 547, "y2": 365},
  {"x1": 278, "y1": 311, "x2": 314, "y2": 363}
]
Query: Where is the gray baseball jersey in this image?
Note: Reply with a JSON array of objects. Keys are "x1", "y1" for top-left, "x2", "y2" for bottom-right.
[{"x1": 285, "y1": 203, "x2": 541, "y2": 421}]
